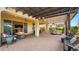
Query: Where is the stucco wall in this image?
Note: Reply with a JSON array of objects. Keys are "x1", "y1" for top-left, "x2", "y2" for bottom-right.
[
  {"x1": 0, "y1": 9, "x2": 47, "y2": 36},
  {"x1": 1, "y1": 10, "x2": 34, "y2": 34},
  {"x1": 39, "y1": 24, "x2": 46, "y2": 30},
  {"x1": 0, "y1": 8, "x2": 5, "y2": 35}
]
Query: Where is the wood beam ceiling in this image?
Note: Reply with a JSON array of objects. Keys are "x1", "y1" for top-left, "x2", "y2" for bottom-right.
[
  {"x1": 8, "y1": 7, "x2": 77, "y2": 18},
  {"x1": 45, "y1": 8, "x2": 77, "y2": 18},
  {"x1": 35, "y1": 8, "x2": 69, "y2": 17}
]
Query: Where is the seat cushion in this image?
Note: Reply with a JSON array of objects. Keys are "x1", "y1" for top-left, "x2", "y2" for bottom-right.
[{"x1": 70, "y1": 37, "x2": 77, "y2": 44}]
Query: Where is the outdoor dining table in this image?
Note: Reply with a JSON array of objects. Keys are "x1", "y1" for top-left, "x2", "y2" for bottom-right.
[
  {"x1": 16, "y1": 32, "x2": 25, "y2": 39},
  {"x1": 16, "y1": 32, "x2": 33, "y2": 39}
]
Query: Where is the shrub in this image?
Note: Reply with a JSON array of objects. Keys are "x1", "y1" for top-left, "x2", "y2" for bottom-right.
[{"x1": 70, "y1": 26, "x2": 78, "y2": 34}]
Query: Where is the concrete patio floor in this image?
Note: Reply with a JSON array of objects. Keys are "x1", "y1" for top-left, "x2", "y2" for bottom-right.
[{"x1": 0, "y1": 33, "x2": 63, "y2": 51}]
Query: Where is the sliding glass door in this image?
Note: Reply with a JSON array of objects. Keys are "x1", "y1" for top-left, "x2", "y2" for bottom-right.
[
  {"x1": 4, "y1": 20, "x2": 13, "y2": 35},
  {"x1": 24, "y1": 23, "x2": 27, "y2": 33}
]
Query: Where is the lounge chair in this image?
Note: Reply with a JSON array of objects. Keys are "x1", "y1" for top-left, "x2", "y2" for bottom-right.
[{"x1": 63, "y1": 36, "x2": 79, "y2": 51}]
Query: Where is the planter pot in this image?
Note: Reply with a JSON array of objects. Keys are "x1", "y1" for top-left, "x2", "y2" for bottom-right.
[{"x1": 6, "y1": 35, "x2": 13, "y2": 44}]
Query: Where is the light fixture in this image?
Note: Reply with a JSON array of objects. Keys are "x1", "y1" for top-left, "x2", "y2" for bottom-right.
[
  {"x1": 24, "y1": 14, "x2": 29, "y2": 18},
  {"x1": 29, "y1": 16, "x2": 33, "y2": 19}
]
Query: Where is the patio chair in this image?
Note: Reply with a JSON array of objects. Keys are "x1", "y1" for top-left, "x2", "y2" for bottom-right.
[
  {"x1": 0, "y1": 33, "x2": 7, "y2": 47},
  {"x1": 16, "y1": 34, "x2": 25, "y2": 39},
  {"x1": 63, "y1": 37, "x2": 71, "y2": 51},
  {"x1": 15, "y1": 32, "x2": 26, "y2": 39},
  {"x1": 63, "y1": 36, "x2": 79, "y2": 51},
  {"x1": 24, "y1": 32, "x2": 33, "y2": 38},
  {"x1": 61, "y1": 34, "x2": 66, "y2": 43}
]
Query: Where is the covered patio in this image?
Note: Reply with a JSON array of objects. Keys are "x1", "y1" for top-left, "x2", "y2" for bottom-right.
[{"x1": 0, "y1": 7, "x2": 79, "y2": 51}]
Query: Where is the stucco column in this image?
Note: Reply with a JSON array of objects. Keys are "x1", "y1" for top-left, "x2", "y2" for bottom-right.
[
  {"x1": 64, "y1": 19, "x2": 68, "y2": 35},
  {"x1": 64, "y1": 14, "x2": 70, "y2": 35},
  {"x1": 35, "y1": 19, "x2": 39, "y2": 37},
  {"x1": 67, "y1": 14, "x2": 70, "y2": 31},
  {"x1": 64, "y1": 22, "x2": 66, "y2": 34},
  {"x1": 45, "y1": 23, "x2": 48, "y2": 32}
]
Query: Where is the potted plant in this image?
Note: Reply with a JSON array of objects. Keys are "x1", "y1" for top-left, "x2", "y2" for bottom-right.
[{"x1": 6, "y1": 35, "x2": 13, "y2": 44}]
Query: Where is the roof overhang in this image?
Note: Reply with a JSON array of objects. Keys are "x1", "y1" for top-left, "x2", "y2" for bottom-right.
[{"x1": 6, "y1": 7, "x2": 77, "y2": 19}]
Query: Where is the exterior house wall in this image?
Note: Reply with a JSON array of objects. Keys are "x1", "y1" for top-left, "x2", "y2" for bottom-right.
[
  {"x1": 0, "y1": 10, "x2": 1, "y2": 34},
  {"x1": 0, "y1": 9, "x2": 1, "y2": 46},
  {"x1": 0, "y1": 7, "x2": 6, "y2": 46},
  {"x1": 0, "y1": 9, "x2": 1, "y2": 37},
  {"x1": 0, "y1": 8, "x2": 6, "y2": 35},
  {"x1": 0, "y1": 8, "x2": 48, "y2": 37},
  {"x1": 39, "y1": 24, "x2": 46, "y2": 32},
  {"x1": 1, "y1": 11, "x2": 34, "y2": 34}
]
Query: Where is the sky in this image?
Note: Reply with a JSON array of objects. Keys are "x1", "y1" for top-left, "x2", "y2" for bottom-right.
[{"x1": 71, "y1": 9, "x2": 79, "y2": 26}]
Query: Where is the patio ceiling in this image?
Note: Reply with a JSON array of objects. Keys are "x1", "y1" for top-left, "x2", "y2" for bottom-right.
[{"x1": 6, "y1": 7, "x2": 77, "y2": 19}]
